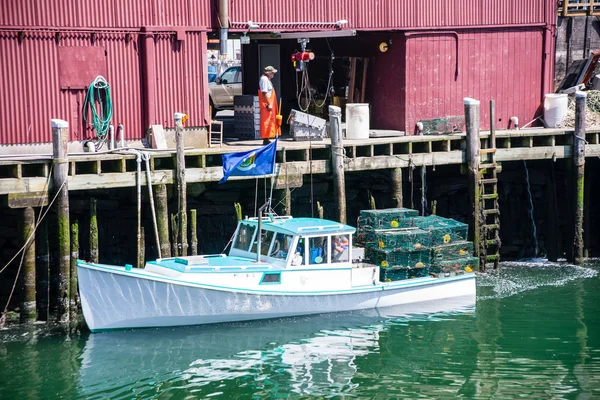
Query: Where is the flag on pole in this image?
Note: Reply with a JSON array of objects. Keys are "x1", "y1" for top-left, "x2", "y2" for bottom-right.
[{"x1": 219, "y1": 139, "x2": 277, "y2": 184}]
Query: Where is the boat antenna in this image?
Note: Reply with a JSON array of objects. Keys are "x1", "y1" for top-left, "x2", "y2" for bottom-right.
[{"x1": 256, "y1": 201, "x2": 270, "y2": 263}]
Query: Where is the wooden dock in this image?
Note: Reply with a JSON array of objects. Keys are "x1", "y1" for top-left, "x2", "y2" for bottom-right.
[{"x1": 1, "y1": 127, "x2": 599, "y2": 196}]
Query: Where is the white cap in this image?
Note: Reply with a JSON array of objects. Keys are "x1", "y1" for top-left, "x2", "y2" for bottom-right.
[
  {"x1": 51, "y1": 119, "x2": 69, "y2": 128},
  {"x1": 463, "y1": 98, "x2": 480, "y2": 106},
  {"x1": 575, "y1": 91, "x2": 588, "y2": 99},
  {"x1": 174, "y1": 112, "x2": 187, "y2": 121}
]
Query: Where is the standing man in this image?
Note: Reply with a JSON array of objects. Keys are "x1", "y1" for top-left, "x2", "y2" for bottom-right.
[{"x1": 259, "y1": 66, "x2": 279, "y2": 145}]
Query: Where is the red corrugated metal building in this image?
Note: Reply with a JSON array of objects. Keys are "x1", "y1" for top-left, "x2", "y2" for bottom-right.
[
  {"x1": 0, "y1": 0, "x2": 556, "y2": 144},
  {"x1": 232, "y1": 0, "x2": 556, "y2": 133},
  {"x1": 0, "y1": 0, "x2": 212, "y2": 145}
]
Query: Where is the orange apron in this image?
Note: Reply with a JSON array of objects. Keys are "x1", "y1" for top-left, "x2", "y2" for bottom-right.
[{"x1": 258, "y1": 88, "x2": 280, "y2": 139}]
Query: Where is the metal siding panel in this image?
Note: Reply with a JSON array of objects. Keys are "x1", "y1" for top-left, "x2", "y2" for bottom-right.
[
  {"x1": 404, "y1": 29, "x2": 545, "y2": 134},
  {"x1": 103, "y1": 35, "x2": 144, "y2": 140},
  {"x1": 151, "y1": 33, "x2": 207, "y2": 128}
]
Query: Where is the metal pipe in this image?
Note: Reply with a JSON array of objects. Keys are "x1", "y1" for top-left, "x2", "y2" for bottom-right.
[
  {"x1": 256, "y1": 202, "x2": 269, "y2": 263},
  {"x1": 109, "y1": 124, "x2": 115, "y2": 150},
  {"x1": 219, "y1": 0, "x2": 229, "y2": 55},
  {"x1": 142, "y1": 152, "x2": 161, "y2": 259},
  {"x1": 118, "y1": 123, "x2": 125, "y2": 148}
]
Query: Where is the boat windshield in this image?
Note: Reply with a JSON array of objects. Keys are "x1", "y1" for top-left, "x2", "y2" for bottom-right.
[
  {"x1": 232, "y1": 223, "x2": 257, "y2": 252},
  {"x1": 269, "y1": 232, "x2": 294, "y2": 260}
]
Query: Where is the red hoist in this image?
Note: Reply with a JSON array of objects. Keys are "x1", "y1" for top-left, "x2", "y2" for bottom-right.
[{"x1": 291, "y1": 38, "x2": 314, "y2": 72}]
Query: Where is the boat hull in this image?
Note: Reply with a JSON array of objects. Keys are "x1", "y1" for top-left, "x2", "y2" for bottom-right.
[{"x1": 78, "y1": 264, "x2": 476, "y2": 332}]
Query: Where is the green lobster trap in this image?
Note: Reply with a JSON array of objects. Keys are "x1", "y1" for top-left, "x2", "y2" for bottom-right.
[
  {"x1": 362, "y1": 228, "x2": 432, "y2": 252},
  {"x1": 412, "y1": 215, "x2": 468, "y2": 245},
  {"x1": 359, "y1": 208, "x2": 418, "y2": 230},
  {"x1": 380, "y1": 267, "x2": 429, "y2": 282},
  {"x1": 430, "y1": 256, "x2": 478, "y2": 276},
  {"x1": 431, "y1": 241, "x2": 474, "y2": 262},
  {"x1": 365, "y1": 248, "x2": 431, "y2": 270}
]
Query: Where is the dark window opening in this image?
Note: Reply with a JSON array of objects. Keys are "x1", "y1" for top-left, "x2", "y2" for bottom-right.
[{"x1": 261, "y1": 272, "x2": 281, "y2": 284}]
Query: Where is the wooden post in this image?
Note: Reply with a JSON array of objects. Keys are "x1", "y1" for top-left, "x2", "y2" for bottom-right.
[
  {"x1": 51, "y1": 119, "x2": 70, "y2": 323},
  {"x1": 155, "y1": 184, "x2": 171, "y2": 258},
  {"x1": 20, "y1": 207, "x2": 36, "y2": 323},
  {"x1": 138, "y1": 226, "x2": 145, "y2": 268},
  {"x1": 136, "y1": 153, "x2": 143, "y2": 268},
  {"x1": 571, "y1": 91, "x2": 586, "y2": 264},
  {"x1": 89, "y1": 198, "x2": 98, "y2": 263},
  {"x1": 390, "y1": 168, "x2": 403, "y2": 208},
  {"x1": 36, "y1": 217, "x2": 49, "y2": 321},
  {"x1": 464, "y1": 98, "x2": 482, "y2": 268},
  {"x1": 329, "y1": 105, "x2": 346, "y2": 224},
  {"x1": 175, "y1": 113, "x2": 188, "y2": 256},
  {"x1": 70, "y1": 220, "x2": 79, "y2": 321},
  {"x1": 171, "y1": 213, "x2": 179, "y2": 257},
  {"x1": 190, "y1": 209, "x2": 198, "y2": 256}
]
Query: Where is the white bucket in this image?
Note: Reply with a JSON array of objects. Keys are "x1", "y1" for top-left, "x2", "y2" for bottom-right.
[
  {"x1": 543, "y1": 93, "x2": 569, "y2": 128},
  {"x1": 345, "y1": 103, "x2": 370, "y2": 140}
]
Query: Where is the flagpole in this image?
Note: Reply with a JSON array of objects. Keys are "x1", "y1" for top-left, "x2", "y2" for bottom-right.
[{"x1": 267, "y1": 139, "x2": 278, "y2": 214}]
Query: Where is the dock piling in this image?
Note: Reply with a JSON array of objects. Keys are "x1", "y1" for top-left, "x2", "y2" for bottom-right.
[
  {"x1": 155, "y1": 184, "x2": 171, "y2": 258},
  {"x1": 390, "y1": 168, "x2": 403, "y2": 208},
  {"x1": 571, "y1": 91, "x2": 586, "y2": 264},
  {"x1": 328, "y1": 105, "x2": 346, "y2": 224},
  {"x1": 89, "y1": 198, "x2": 98, "y2": 263},
  {"x1": 464, "y1": 98, "x2": 482, "y2": 268},
  {"x1": 20, "y1": 207, "x2": 36, "y2": 323},
  {"x1": 36, "y1": 218, "x2": 49, "y2": 321},
  {"x1": 51, "y1": 119, "x2": 70, "y2": 323},
  {"x1": 175, "y1": 113, "x2": 188, "y2": 256},
  {"x1": 70, "y1": 220, "x2": 79, "y2": 321},
  {"x1": 190, "y1": 209, "x2": 198, "y2": 256}
]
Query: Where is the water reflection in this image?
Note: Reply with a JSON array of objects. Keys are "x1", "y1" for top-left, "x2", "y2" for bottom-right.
[
  {"x1": 1, "y1": 262, "x2": 599, "y2": 399},
  {"x1": 78, "y1": 297, "x2": 475, "y2": 399}
]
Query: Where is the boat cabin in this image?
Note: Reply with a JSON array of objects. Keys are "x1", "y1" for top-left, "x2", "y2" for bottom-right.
[{"x1": 229, "y1": 216, "x2": 356, "y2": 269}]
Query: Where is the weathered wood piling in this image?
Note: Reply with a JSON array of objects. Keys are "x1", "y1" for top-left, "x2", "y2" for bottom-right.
[
  {"x1": 36, "y1": 218, "x2": 49, "y2": 321},
  {"x1": 571, "y1": 91, "x2": 586, "y2": 264},
  {"x1": 175, "y1": 113, "x2": 188, "y2": 256},
  {"x1": 70, "y1": 220, "x2": 79, "y2": 321},
  {"x1": 329, "y1": 105, "x2": 346, "y2": 224},
  {"x1": 390, "y1": 168, "x2": 403, "y2": 208},
  {"x1": 155, "y1": 184, "x2": 171, "y2": 258},
  {"x1": 464, "y1": 98, "x2": 482, "y2": 267},
  {"x1": 20, "y1": 207, "x2": 36, "y2": 323},
  {"x1": 89, "y1": 198, "x2": 98, "y2": 263},
  {"x1": 190, "y1": 209, "x2": 198, "y2": 256},
  {"x1": 51, "y1": 119, "x2": 70, "y2": 323}
]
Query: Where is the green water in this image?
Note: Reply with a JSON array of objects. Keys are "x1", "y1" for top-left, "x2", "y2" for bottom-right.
[{"x1": 1, "y1": 262, "x2": 599, "y2": 399}]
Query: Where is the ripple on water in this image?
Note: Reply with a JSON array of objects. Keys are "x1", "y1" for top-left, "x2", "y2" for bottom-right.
[{"x1": 476, "y1": 260, "x2": 598, "y2": 300}]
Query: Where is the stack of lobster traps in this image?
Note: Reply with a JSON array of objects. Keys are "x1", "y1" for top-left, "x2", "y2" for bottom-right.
[{"x1": 357, "y1": 209, "x2": 478, "y2": 282}]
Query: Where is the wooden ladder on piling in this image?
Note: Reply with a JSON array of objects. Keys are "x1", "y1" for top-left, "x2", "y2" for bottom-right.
[{"x1": 479, "y1": 101, "x2": 501, "y2": 269}]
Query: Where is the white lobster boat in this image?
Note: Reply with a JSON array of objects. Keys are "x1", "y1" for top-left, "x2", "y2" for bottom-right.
[{"x1": 77, "y1": 215, "x2": 476, "y2": 332}]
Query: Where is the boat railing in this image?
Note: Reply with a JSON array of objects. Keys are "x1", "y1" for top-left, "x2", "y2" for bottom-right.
[{"x1": 297, "y1": 224, "x2": 346, "y2": 232}]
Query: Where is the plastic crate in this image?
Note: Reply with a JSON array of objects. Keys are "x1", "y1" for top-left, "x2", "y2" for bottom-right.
[
  {"x1": 363, "y1": 228, "x2": 432, "y2": 252},
  {"x1": 359, "y1": 208, "x2": 418, "y2": 230},
  {"x1": 412, "y1": 216, "x2": 468, "y2": 245},
  {"x1": 431, "y1": 256, "x2": 478, "y2": 275},
  {"x1": 431, "y1": 241, "x2": 474, "y2": 262},
  {"x1": 365, "y1": 248, "x2": 431, "y2": 270}
]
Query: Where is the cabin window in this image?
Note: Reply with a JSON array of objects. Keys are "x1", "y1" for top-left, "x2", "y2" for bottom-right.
[
  {"x1": 260, "y1": 272, "x2": 281, "y2": 284},
  {"x1": 232, "y1": 224, "x2": 256, "y2": 252},
  {"x1": 332, "y1": 234, "x2": 350, "y2": 263},
  {"x1": 291, "y1": 237, "x2": 307, "y2": 266},
  {"x1": 270, "y1": 233, "x2": 294, "y2": 260},
  {"x1": 251, "y1": 230, "x2": 275, "y2": 256},
  {"x1": 309, "y1": 236, "x2": 328, "y2": 265}
]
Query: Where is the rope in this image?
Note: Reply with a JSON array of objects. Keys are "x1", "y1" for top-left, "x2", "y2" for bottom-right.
[
  {"x1": 83, "y1": 76, "x2": 113, "y2": 148},
  {"x1": 1, "y1": 166, "x2": 66, "y2": 323}
]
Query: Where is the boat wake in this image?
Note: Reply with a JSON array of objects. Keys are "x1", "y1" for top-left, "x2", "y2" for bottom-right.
[{"x1": 476, "y1": 260, "x2": 598, "y2": 300}]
